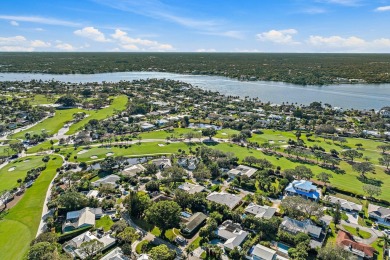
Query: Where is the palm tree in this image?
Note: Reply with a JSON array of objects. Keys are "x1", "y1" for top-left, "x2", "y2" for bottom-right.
[{"x1": 379, "y1": 234, "x2": 390, "y2": 259}]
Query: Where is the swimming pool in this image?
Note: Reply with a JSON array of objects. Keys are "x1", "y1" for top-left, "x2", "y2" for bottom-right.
[{"x1": 276, "y1": 242, "x2": 290, "y2": 255}]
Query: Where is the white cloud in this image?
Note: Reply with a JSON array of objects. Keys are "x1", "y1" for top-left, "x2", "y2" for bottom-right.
[
  {"x1": 0, "y1": 15, "x2": 80, "y2": 27},
  {"x1": 317, "y1": 0, "x2": 361, "y2": 6},
  {"x1": 55, "y1": 43, "x2": 75, "y2": 51},
  {"x1": 256, "y1": 29, "x2": 299, "y2": 44},
  {"x1": 196, "y1": 48, "x2": 217, "y2": 52},
  {"x1": 202, "y1": 30, "x2": 245, "y2": 39},
  {"x1": 74, "y1": 27, "x2": 110, "y2": 42},
  {"x1": 111, "y1": 29, "x2": 174, "y2": 51},
  {"x1": 375, "y1": 6, "x2": 390, "y2": 12},
  {"x1": 302, "y1": 7, "x2": 327, "y2": 14},
  {"x1": 307, "y1": 35, "x2": 390, "y2": 52},
  {"x1": 31, "y1": 40, "x2": 51, "y2": 48},
  {"x1": 10, "y1": 20, "x2": 19, "y2": 26},
  {"x1": 35, "y1": 28, "x2": 44, "y2": 31},
  {"x1": 308, "y1": 35, "x2": 366, "y2": 47},
  {"x1": 0, "y1": 35, "x2": 50, "y2": 51}
]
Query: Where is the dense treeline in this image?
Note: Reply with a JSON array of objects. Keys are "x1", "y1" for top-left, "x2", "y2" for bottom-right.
[{"x1": 1, "y1": 52, "x2": 390, "y2": 85}]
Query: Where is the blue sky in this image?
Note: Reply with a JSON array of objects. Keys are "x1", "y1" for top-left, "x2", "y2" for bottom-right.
[{"x1": 0, "y1": 0, "x2": 390, "y2": 52}]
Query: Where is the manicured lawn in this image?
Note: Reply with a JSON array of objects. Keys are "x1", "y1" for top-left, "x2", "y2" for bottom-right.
[
  {"x1": 66, "y1": 142, "x2": 202, "y2": 163},
  {"x1": 0, "y1": 156, "x2": 46, "y2": 192},
  {"x1": 165, "y1": 228, "x2": 180, "y2": 242},
  {"x1": 12, "y1": 108, "x2": 83, "y2": 139},
  {"x1": 215, "y1": 129, "x2": 240, "y2": 139},
  {"x1": 189, "y1": 236, "x2": 202, "y2": 250},
  {"x1": 27, "y1": 140, "x2": 56, "y2": 154},
  {"x1": 0, "y1": 155, "x2": 63, "y2": 260},
  {"x1": 136, "y1": 240, "x2": 156, "y2": 254},
  {"x1": 95, "y1": 215, "x2": 114, "y2": 231},
  {"x1": 371, "y1": 239, "x2": 384, "y2": 260},
  {"x1": 151, "y1": 226, "x2": 161, "y2": 237},
  {"x1": 342, "y1": 225, "x2": 372, "y2": 239},
  {"x1": 66, "y1": 95, "x2": 128, "y2": 135},
  {"x1": 26, "y1": 94, "x2": 57, "y2": 105},
  {"x1": 140, "y1": 128, "x2": 196, "y2": 140},
  {"x1": 0, "y1": 146, "x2": 10, "y2": 156}
]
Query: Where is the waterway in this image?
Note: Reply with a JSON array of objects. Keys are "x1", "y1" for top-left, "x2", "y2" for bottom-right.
[{"x1": 0, "y1": 72, "x2": 389, "y2": 110}]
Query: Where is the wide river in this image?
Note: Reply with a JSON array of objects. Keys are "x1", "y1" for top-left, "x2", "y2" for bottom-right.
[{"x1": 0, "y1": 71, "x2": 389, "y2": 110}]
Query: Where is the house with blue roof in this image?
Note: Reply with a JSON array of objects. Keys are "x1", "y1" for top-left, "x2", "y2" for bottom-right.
[{"x1": 284, "y1": 180, "x2": 321, "y2": 201}]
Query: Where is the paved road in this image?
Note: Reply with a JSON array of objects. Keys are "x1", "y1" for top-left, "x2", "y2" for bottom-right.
[
  {"x1": 340, "y1": 220, "x2": 382, "y2": 245},
  {"x1": 36, "y1": 153, "x2": 66, "y2": 237},
  {"x1": 122, "y1": 213, "x2": 183, "y2": 256}
]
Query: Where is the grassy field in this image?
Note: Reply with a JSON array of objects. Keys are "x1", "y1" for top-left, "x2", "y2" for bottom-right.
[
  {"x1": 342, "y1": 225, "x2": 372, "y2": 239},
  {"x1": 139, "y1": 128, "x2": 197, "y2": 140},
  {"x1": 0, "y1": 156, "x2": 46, "y2": 192},
  {"x1": 27, "y1": 140, "x2": 57, "y2": 154},
  {"x1": 12, "y1": 108, "x2": 83, "y2": 139},
  {"x1": 0, "y1": 155, "x2": 63, "y2": 260},
  {"x1": 64, "y1": 142, "x2": 201, "y2": 163},
  {"x1": 26, "y1": 94, "x2": 57, "y2": 106},
  {"x1": 66, "y1": 95, "x2": 128, "y2": 135},
  {"x1": 95, "y1": 215, "x2": 114, "y2": 232}
]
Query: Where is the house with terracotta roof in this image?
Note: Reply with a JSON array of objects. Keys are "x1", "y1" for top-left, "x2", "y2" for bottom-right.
[{"x1": 337, "y1": 230, "x2": 376, "y2": 259}]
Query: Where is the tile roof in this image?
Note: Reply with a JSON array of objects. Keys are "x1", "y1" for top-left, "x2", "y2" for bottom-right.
[
  {"x1": 337, "y1": 230, "x2": 376, "y2": 258},
  {"x1": 325, "y1": 195, "x2": 362, "y2": 212},
  {"x1": 206, "y1": 192, "x2": 242, "y2": 209},
  {"x1": 244, "y1": 203, "x2": 276, "y2": 219}
]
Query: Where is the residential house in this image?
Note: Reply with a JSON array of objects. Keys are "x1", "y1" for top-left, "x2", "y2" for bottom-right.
[
  {"x1": 64, "y1": 231, "x2": 116, "y2": 259},
  {"x1": 62, "y1": 207, "x2": 102, "y2": 232},
  {"x1": 284, "y1": 180, "x2": 321, "y2": 201},
  {"x1": 178, "y1": 182, "x2": 205, "y2": 194},
  {"x1": 215, "y1": 220, "x2": 248, "y2": 251},
  {"x1": 244, "y1": 203, "x2": 277, "y2": 220},
  {"x1": 280, "y1": 216, "x2": 322, "y2": 239},
  {"x1": 101, "y1": 247, "x2": 129, "y2": 260},
  {"x1": 228, "y1": 165, "x2": 258, "y2": 179},
  {"x1": 324, "y1": 195, "x2": 362, "y2": 212},
  {"x1": 151, "y1": 158, "x2": 172, "y2": 170},
  {"x1": 206, "y1": 192, "x2": 242, "y2": 210},
  {"x1": 92, "y1": 174, "x2": 120, "y2": 188},
  {"x1": 337, "y1": 230, "x2": 376, "y2": 259},
  {"x1": 140, "y1": 122, "x2": 155, "y2": 131},
  {"x1": 177, "y1": 157, "x2": 198, "y2": 170},
  {"x1": 247, "y1": 244, "x2": 277, "y2": 260},
  {"x1": 368, "y1": 204, "x2": 390, "y2": 226},
  {"x1": 122, "y1": 164, "x2": 146, "y2": 177},
  {"x1": 181, "y1": 212, "x2": 207, "y2": 235}
]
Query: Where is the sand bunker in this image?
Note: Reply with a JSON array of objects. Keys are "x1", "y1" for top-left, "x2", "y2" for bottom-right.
[
  {"x1": 90, "y1": 155, "x2": 98, "y2": 159},
  {"x1": 77, "y1": 150, "x2": 89, "y2": 155},
  {"x1": 106, "y1": 152, "x2": 114, "y2": 156},
  {"x1": 221, "y1": 133, "x2": 227, "y2": 136},
  {"x1": 24, "y1": 159, "x2": 30, "y2": 163},
  {"x1": 158, "y1": 144, "x2": 165, "y2": 147},
  {"x1": 8, "y1": 167, "x2": 16, "y2": 172}
]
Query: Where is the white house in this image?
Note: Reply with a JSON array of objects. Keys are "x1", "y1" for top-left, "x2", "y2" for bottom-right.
[
  {"x1": 206, "y1": 192, "x2": 242, "y2": 210},
  {"x1": 368, "y1": 204, "x2": 390, "y2": 226},
  {"x1": 228, "y1": 165, "x2": 257, "y2": 179},
  {"x1": 215, "y1": 220, "x2": 248, "y2": 251},
  {"x1": 245, "y1": 203, "x2": 277, "y2": 220}
]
